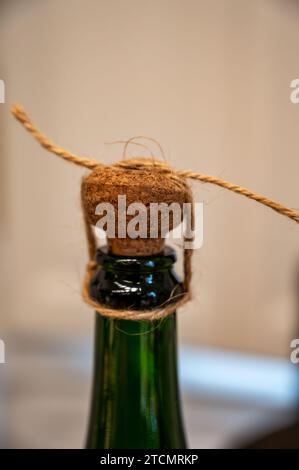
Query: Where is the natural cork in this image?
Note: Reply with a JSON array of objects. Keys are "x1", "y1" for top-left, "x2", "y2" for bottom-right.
[
  {"x1": 80, "y1": 159, "x2": 193, "y2": 319},
  {"x1": 81, "y1": 163, "x2": 191, "y2": 256}
]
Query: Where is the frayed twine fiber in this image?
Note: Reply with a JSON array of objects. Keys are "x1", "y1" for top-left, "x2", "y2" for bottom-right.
[{"x1": 11, "y1": 104, "x2": 299, "y2": 321}]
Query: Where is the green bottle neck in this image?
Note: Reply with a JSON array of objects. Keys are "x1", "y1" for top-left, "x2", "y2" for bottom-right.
[
  {"x1": 86, "y1": 248, "x2": 186, "y2": 449},
  {"x1": 89, "y1": 246, "x2": 182, "y2": 311}
]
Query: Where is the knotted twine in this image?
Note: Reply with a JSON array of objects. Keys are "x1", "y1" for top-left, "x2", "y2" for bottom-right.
[{"x1": 11, "y1": 104, "x2": 299, "y2": 321}]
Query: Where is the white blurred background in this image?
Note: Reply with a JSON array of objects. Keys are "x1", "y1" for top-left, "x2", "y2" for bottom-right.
[{"x1": 1, "y1": 0, "x2": 299, "y2": 448}]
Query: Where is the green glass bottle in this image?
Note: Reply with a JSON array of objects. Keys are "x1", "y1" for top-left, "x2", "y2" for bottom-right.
[{"x1": 85, "y1": 247, "x2": 187, "y2": 449}]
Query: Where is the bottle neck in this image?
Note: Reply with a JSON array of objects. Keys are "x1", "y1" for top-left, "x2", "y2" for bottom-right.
[
  {"x1": 86, "y1": 247, "x2": 186, "y2": 449},
  {"x1": 89, "y1": 246, "x2": 182, "y2": 311}
]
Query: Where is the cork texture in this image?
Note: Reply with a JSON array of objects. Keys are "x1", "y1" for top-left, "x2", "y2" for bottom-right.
[{"x1": 81, "y1": 160, "x2": 191, "y2": 255}]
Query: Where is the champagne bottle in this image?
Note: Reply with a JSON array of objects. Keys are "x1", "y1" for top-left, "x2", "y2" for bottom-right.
[{"x1": 85, "y1": 247, "x2": 186, "y2": 449}]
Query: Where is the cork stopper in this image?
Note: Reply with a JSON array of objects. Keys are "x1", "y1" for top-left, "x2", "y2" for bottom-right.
[{"x1": 81, "y1": 159, "x2": 191, "y2": 256}]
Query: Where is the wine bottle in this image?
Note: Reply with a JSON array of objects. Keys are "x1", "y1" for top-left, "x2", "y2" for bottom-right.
[{"x1": 85, "y1": 247, "x2": 186, "y2": 449}]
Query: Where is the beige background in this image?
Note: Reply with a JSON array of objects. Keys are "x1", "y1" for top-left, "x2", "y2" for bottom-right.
[{"x1": 1, "y1": 0, "x2": 299, "y2": 356}]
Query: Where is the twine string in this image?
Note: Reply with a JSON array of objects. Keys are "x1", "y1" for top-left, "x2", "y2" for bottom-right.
[
  {"x1": 122, "y1": 135, "x2": 167, "y2": 161},
  {"x1": 11, "y1": 105, "x2": 299, "y2": 224},
  {"x1": 11, "y1": 105, "x2": 100, "y2": 170},
  {"x1": 11, "y1": 104, "x2": 299, "y2": 320},
  {"x1": 105, "y1": 140, "x2": 155, "y2": 158}
]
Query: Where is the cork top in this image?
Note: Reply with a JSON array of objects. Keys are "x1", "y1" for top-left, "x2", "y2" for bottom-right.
[{"x1": 81, "y1": 159, "x2": 191, "y2": 256}]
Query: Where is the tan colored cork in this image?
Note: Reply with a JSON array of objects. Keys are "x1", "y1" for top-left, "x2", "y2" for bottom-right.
[{"x1": 81, "y1": 161, "x2": 191, "y2": 256}]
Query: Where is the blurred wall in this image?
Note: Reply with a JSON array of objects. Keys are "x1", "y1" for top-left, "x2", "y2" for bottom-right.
[{"x1": 0, "y1": 0, "x2": 299, "y2": 356}]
